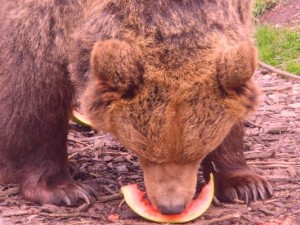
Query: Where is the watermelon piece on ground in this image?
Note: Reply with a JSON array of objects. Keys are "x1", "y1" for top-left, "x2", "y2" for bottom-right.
[
  {"x1": 70, "y1": 110, "x2": 91, "y2": 127},
  {"x1": 121, "y1": 173, "x2": 214, "y2": 223}
]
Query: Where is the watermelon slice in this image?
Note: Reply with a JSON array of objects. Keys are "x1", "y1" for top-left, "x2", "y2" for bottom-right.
[
  {"x1": 70, "y1": 110, "x2": 91, "y2": 127},
  {"x1": 121, "y1": 174, "x2": 214, "y2": 223}
]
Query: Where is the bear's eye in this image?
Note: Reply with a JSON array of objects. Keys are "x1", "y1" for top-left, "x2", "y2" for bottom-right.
[{"x1": 121, "y1": 84, "x2": 138, "y2": 99}]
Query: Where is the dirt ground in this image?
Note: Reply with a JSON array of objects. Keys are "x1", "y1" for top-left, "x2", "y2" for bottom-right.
[
  {"x1": 260, "y1": 0, "x2": 300, "y2": 29},
  {"x1": 1, "y1": 2, "x2": 300, "y2": 225}
]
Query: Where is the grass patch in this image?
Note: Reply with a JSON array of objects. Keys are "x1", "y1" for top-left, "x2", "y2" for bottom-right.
[
  {"x1": 254, "y1": 0, "x2": 277, "y2": 17},
  {"x1": 255, "y1": 25, "x2": 300, "y2": 74}
]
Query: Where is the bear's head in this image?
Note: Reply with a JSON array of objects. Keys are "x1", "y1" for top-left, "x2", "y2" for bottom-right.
[{"x1": 82, "y1": 39, "x2": 259, "y2": 214}]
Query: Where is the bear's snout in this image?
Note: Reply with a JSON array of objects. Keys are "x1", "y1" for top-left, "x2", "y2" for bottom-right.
[
  {"x1": 149, "y1": 184, "x2": 194, "y2": 215},
  {"x1": 139, "y1": 158, "x2": 200, "y2": 214}
]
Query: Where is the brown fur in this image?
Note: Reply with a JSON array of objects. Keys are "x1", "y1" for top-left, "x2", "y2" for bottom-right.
[{"x1": 0, "y1": 0, "x2": 272, "y2": 213}]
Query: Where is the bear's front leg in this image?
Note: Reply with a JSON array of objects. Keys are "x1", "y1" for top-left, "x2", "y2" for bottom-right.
[
  {"x1": 0, "y1": 68, "x2": 96, "y2": 206},
  {"x1": 0, "y1": 107, "x2": 96, "y2": 205},
  {"x1": 0, "y1": 100, "x2": 97, "y2": 205},
  {"x1": 0, "y1": 0, "x2": 97, "y2": 205},
  {"x1": 201, "y1": 122, "x2": 273, "y2": 203}
]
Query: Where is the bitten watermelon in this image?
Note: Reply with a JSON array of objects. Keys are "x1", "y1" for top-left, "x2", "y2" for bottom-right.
[{"x1": 121, "y1": 174, "x2": 214, "y2": 223}]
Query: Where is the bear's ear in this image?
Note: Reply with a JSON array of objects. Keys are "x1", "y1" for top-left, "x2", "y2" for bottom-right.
[
  {"x1": 90, "y1": 40, "x2": 144, "y2": 101},
  {"x1": 217, "y1": 41, "x2": 257, "y2": 91}
]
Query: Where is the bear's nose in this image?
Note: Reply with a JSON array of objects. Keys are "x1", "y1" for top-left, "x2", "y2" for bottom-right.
[{"x1": 157, "y1": 204, "x2": 185, "y2": 215}]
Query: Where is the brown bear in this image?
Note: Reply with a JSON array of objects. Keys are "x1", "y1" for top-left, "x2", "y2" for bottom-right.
[{"x1": 0, "y1": 0, "x2": 272, "y2": 214}]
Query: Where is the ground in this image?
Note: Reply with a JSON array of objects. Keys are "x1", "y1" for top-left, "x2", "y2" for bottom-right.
[
  {"x1": 0, "y1": 1, "x2": 299, "y2": 224},
  {"x1": 260, "y1": 0, "x2": 300, "y2": 30}
]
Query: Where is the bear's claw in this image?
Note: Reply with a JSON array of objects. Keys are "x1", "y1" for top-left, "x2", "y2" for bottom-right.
[
  {"x1": 22, "y1": 179, "x2": 97, "y2": 206},
  {"x1": 73, "y1": 184, "x2": 98, "y2": 205}
]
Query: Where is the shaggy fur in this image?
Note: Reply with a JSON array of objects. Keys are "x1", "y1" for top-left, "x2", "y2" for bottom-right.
[{"x1": 0, "y1": 0, "x2": 272, "y2": 213}]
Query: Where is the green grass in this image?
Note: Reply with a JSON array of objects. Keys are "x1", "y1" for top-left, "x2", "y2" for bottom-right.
[
  {"x1": 255, "y1": 25, "x2": 300, "y2": 74},
  {"x1": 254, "y1": 0, "x2": 277, "y2": 17}
]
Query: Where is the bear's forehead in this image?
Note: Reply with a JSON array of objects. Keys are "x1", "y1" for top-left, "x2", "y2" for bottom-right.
[{"x1": 117, "y1": 79, "x2": 225, "y2": 127}]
